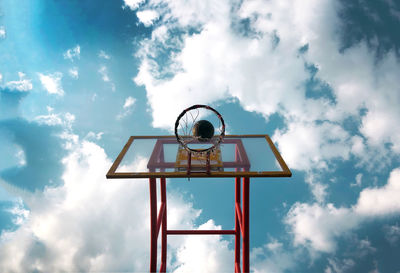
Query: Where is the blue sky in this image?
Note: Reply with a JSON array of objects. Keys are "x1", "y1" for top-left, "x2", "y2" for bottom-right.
[{"x1": 0, "y1": 0, "x2": 400, "y2": 272}]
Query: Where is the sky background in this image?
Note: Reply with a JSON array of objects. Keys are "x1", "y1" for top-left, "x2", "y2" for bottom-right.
[{"x1": 0, "y1": 0, "x2": 400, "y2": 272}]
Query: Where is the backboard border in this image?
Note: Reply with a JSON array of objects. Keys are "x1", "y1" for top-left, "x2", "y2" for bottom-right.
[{"x1": 106, "y1": 135, "x2": 292, "y2": 178}]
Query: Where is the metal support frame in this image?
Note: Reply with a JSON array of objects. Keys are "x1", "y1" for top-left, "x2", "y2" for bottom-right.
[
  {"x1": 148, "y1": 176, "x2": 250, "y2": 272},
  {"x1": 106, "y1": 135, "x2": 292, "y2": 272},
  {"x1": 149, "y1": 177, "x2": 167, "y2": 272}
]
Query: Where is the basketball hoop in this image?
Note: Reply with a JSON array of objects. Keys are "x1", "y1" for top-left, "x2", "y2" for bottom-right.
[
  {"x1": 175, "y1": 104, "x2": 225, "y2": 153},
  {"x1": 174, "y1": 104, "x2": 225, "y2": 174}
]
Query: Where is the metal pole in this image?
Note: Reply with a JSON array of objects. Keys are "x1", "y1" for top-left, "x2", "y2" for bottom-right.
[
  {"x1": 160, "y1": 178, "x2": 167, "y2": 272},
  {"x1": 242, "y1": 177, "x2": 250, "y2": 272},
  {"x1": 187, "y1": 151, "x2": 192, "y2": 176},
  {"x1": 149, "y1": 178, "x2": 157, "y2": 272},
  {"x1": 206, "y1": 151, "x2": 211, "y2": 175},
  {"x1": 235, "y1": 177, "x2": 241, "y2": 273}
]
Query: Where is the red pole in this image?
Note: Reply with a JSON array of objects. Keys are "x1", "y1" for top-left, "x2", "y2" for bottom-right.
[
  {"x1": 187, "y1": 151, "x2": 191, "y2": 176},
  {"x1": 242, "y1": 177, "x2": 250, "y2": 272},
  {"x1": 160, "y1": 178, "x2": 167, "y2": 272},
  {"x1": 235, "y1": 177, "x2": 241, "y2": 273},
  {"x1": 149, "y1": 178, "x2": 157, "y2": 272},
  {"x1": 206, "y1": 152, "x2": 211, "y2": 175}
]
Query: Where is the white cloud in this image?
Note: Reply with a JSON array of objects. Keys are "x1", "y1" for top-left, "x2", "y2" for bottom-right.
[
  {"x1": 117, "y1": 96, "x2": 136, "y2": 120},
  {"x1": 6, "y1": 199, "x2": 29, "y2": 226},
  {"x1": 355, "y1": 168, "x2": 400, "y2": 216},
  {"x1": 122, "y1": 0, "x2": 145, "y2": 10},
  {"x1": 351, "y1": 173, "x2": 363, "y2": 187},
  {"x1": 384, "y1": 224, "x2": 400, "y2": 245},
  {"x1": 324, "y1": 258, "x2": 355, "y2": 273},
  {"x1": 305, "y1": 32, "x2": 400, "y2": 158},
  {"x1": 133, "y1": 0, "x2": 321, "y2": 130},
  {"x1": 170, "y1": 220, "x2": 233, "y2": 273},
  {"x1": 85, "y1": 131, "x2": 104, "y2": 141},
  {"x1": 286, "y1": 168, "x2": 400, "y2": 253},
  {"x1": 356, "y1": 239, "x2": 376, "y2": 257},
  {"x1": 35, "y1": 109, "x2": 75, "y2": 129},
  {"x1": 0, "y1": 134, "x2": 237, "y2": 272},
  {"x1": 123, "y1": 96, "x2": 136, "y2": 109},
  {"x1": 266, "y1": 238, "x2": 283, "y2": 251},
  {"x1": 0, "y1": 73, "x2": 2, "y2": 82},
  {"x1": 137, "y1": 10, "x2": 159, "y2": 26},
  {"x1": 273, "y1": 121, "x2": 352, "y2": 171},
  {"x1": 311, "y1": 182, "x2": 328, "y2": 204},
  {"x1": 5, "y1": 72, "x2": 33, "y2": 91},
  {"x1": 135, "y1": 15, "x2": 307, "y2": 128},
  {"x1": 98, "y1": 65, "x2": 110, "y2": 82},
  {"x1": 250, "y1": 239, "x2": 297, "y2": 273},
  {"x1": 0, "y1": 141, "x2": 150, "y2": 272},
  {"x1": 38, "y1": 72, "x2": 64, "y2": 96},
  {"x1": 63, "y1": 45, "x2": 80, "y2": 61},
  {"x1": 0, "y1": 26, "x2": 5, "y2": 38},
  {"x1": 68, "y1": 67, "x2": 79, "y2": 79},
  {"x1": 98, "y1": 50, "x2": 110, "y2": 60},
  {"x1": 286, "y1": 202, "x2": 359, "y2": 253},
  {"x1": 300, "y1": 172, "x2": 330, "y2": 203},
  {"x1": 133, "y1": 0, "x2": 400, "y2": 172},
  {"x1": 15, "y1": 149, "x2": 26, "y2": 166},
  {"x1": 387, "y1": 0, "x2": 400, "y2": 20}
]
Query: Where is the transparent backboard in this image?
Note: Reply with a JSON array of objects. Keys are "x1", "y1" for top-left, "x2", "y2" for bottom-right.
[{"x1": 106, "y1": 135, "x2": 291, "y2": 178}]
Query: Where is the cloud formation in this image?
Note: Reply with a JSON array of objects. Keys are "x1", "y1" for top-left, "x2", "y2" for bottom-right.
[
  {"x1": 132, "y1": 0, "x2": 400, "y2": 173},
  {"x1": 63, "y1": 45, "x2": 81, "y2": 61},
  {"x1": 0, "y1": 88, "x2": 66, "y2": 192},
  {"x1": 286, "y1": 168, "x2": 400, "y2": 253},
  {"x1": 128, "y1": 1, "x2": 400, "y2": 263},
  {"x1": 0, "y1": 118, "x2": 66, "y2": 192},
  {"x1": 117, "y1": 96, "x2": 136, "y2": 119},
  {"x1": 98, "y1": 50, "x2": 110, "y2": 60},
  {"x1": 171, "y1": 220, "x2": 233, "y2": 272},
  {"x1": 68, "y1": 67, "x2": 79, "y2": 79},
  {"x1": 98, "y1": 66, "x2": 110, "y2": 82},
  {"x1": 0, "y1": 134, "x2": 236, "y2": 272},
  {"x1": 5, "y1": 72, "x2": 33, "y2": 92},
  {"x1": 0, "y1": 26, "x2": 5, "y2": 39},
  {"x1": 123, "y1": 0, "x2": 145, "y2": 10},
  {"x1": 137, "y1": 10, "x2": 159, "y2": 27},
  {"x1": 1, "y1": 0, "x2": 399, "y2": 271},
  {"x1": 38, "y1": 72, "x2": 64, "y2": 96}
]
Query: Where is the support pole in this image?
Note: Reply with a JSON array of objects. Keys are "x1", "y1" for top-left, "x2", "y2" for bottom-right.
[
  {"x1": 242, "y1": 177, "x2": 250, "y2": 273},
  {"x1": 187, "y1": 151, "x2": 192, "y2": 176},
  {"x1": 206, "y1": 151, "x2": 211, "y2": 175},
  {"x1": 149, "y1": 175, "x2": 250, "y2": 272},
  {"x1": 235, "y1": 177, "x2": 241, "y2": 273},
  {"x1": 149, "y1": 178, "x2": 157, "y2": 272},
  {"x1": 160, "y1": 178, "x2": 167, "y2": 272}
]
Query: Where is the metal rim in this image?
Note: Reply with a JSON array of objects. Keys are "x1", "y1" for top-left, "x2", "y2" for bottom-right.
[{"x1": 174, "y1": 104, "x2": 225, "y2": 153}]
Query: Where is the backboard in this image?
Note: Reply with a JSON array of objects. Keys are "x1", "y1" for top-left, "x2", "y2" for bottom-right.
[{"x1": 106, "y1": 135, "x2": 291, "y2": 178}]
